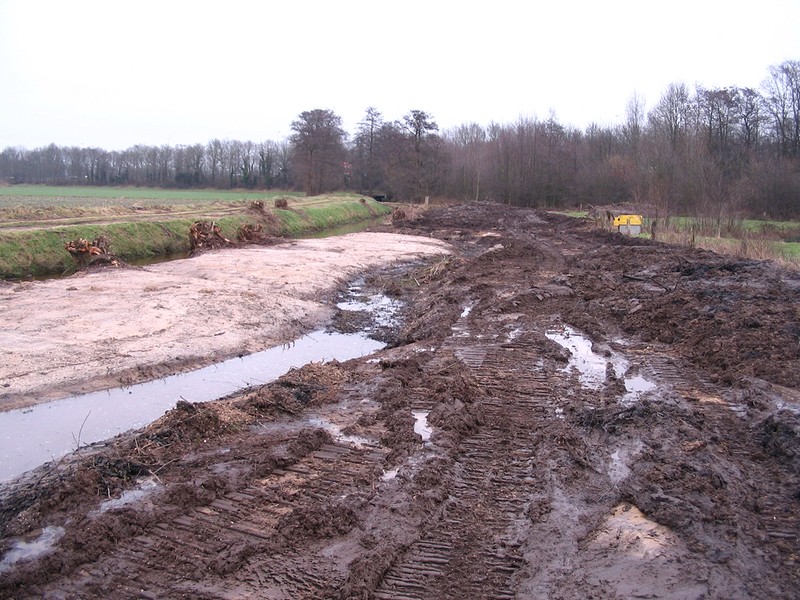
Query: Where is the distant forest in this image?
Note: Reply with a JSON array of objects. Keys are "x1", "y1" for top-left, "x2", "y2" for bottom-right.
[{"x1": 2, "y1": 60, "x2": 799, "y2": 219}]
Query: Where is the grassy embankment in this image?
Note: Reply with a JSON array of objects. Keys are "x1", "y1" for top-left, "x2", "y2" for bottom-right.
[
  {"x1": 648, "y1": 216, "x2": 800, "y2": 266},
  {"x1": 555, "y1": 209, "x2": 800, "y2": 266},
  {"x1": 0, "y1": 186, "x2": 392, "y2": 279}
]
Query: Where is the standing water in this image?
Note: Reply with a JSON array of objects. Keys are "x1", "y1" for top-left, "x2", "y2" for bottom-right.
[
  {"x1": 546, "y1": 325, "x2": 657, "y2": 403},
  {"x1": 0, "y1": 330, "x2": 384, "y2": 482},
  {"x1": 545, "y1": 325, "x2": 627, "y2": 388}
]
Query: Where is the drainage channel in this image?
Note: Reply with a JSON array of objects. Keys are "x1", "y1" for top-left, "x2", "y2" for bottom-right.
[{"x1": 0, "y1": 281, "x2": 399, "y2": 483}]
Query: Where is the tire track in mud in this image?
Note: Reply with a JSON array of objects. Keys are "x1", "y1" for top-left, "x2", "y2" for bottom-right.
[
  {"x1": 373, "y1": 301, "x2": 794, "y2": 599},
  {"x1": 375, "y1": 316, "x2": 566, "y2": 599},
  {"x1": 28, "y1": 436, "x2": 391, "y2": 599}
]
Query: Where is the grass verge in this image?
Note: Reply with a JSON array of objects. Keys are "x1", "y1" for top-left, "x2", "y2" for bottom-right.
[{"x1": 0, "y1": 195, "x2": 391, "y2": 279}]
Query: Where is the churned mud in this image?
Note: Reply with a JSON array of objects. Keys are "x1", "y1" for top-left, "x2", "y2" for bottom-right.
[{"x1": 1, "y1": 204, "x2": 799, "y2": 599}]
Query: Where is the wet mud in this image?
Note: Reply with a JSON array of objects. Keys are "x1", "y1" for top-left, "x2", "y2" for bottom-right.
[{"x1": 1, "y1": 203, "x2": 799, "y2": 599}]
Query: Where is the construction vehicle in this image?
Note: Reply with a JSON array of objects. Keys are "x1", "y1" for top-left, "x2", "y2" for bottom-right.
[{"x1": 612, "y1": 214, "x2": 643, "y2": 235}]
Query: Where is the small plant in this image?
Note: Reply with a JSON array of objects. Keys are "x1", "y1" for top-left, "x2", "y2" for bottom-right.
[{"x1": 739, "y1": 234, "x2": 777, "y2": 261}]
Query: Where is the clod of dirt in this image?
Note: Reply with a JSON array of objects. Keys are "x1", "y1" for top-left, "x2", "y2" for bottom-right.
[
  {"x1": 278, "y1": 501, "x2": 359, "y2": 540},
  {"x1": 759, "y1": 411, "x2": 800, "y2": 473}
]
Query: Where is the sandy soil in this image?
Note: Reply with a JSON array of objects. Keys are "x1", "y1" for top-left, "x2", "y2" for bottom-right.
[
  {"x1": 0, "y1": 232, "x2": 450, "y2": 411},
  {"x1": 1, "y1": 204, "x2": 799, "y2": 599}
]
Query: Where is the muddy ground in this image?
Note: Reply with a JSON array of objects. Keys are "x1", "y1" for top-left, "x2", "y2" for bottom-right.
[{"x1": 1, "y1": 203, "x2": 799, "y2": 599}]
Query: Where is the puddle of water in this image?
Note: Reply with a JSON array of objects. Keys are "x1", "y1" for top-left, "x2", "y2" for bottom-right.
[
  {"x1": 97, "y1": 476, "x2": 161, "y2": 513},
  {"x1": 546, "y1": 326, "x2": 627, "y2": 389},
  {"x1": 0, "y1": 330, "x2": 385, "y2": 482},
  {"x1": 412, "y1": 411, "x2": 433, "y2": 442},
  {"x1": 337, "y1": 288, "x2": 403, "y2": 329},
  {"x1": 775, "y1": 400, "x2": 800, "y2": 415},
  {"x1": 0, "y1": 526, "x2": 65, "y2": 573},
  {"x1": 306, "y1": 417, "x2": 377, "y2": 448},
  {"x1": 506, "y1": 327, "x2": 523, "y2": 341},
  {"x1": 450, "y1": 301, "x2": 475, "y2": 338},
  {"x1": 608, "y1": 441, "x2": 643, "y2": 484},
  {"x1": 625, "y1": 375, "x2": 657, "y2": 393},
  {"x1": 381, "y1": 468, "x2": 398, "y2": 482},
  {"x1": 621, "y1": 375, "x2": 657, "y2": 406},
  {"x1": 547, "y1": 325, "x2": 662, "y2": 407},
  {"x1": 608, "y1": 449, "x2": 630, "y2": 484}
]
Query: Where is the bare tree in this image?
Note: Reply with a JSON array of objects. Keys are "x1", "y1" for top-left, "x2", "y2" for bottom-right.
[
  {"x1": 240, "y1": 141, "x2": 256, "y2": 188},
  {"x1": 444, "y1": 123, "x2": 486, "y2": 201},
  {"x1": 696, "y1": 86, "x2": 738, "y2": 160},
  {"x1": 763, "y1": 60, "x2": 800, "y2": 156},
  {"x1": 206, "y1": 139, "x2": 225, "y2": 187},
  {"x1": 174, "y1": 144, "x2": 205, "y2": 187},
  {"x1": 257, "y1": 141, "x2": 278, "y2": 188},
  {"x1": 736, "y1": 87, "x2": 764, "y2": 153},
  {"x1": 352, "y1": 107, "x2": 384, "y2": 193},
  {"x1": 623, "y1": 91, "x2": 646, "y2": 152},
  {"x1": 649, "y1": 82, "x2": 693, "y2": 151}
]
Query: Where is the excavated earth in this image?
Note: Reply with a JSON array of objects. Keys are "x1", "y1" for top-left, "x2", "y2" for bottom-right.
[{"x1": 1, "y1": 203, "x2": 799, "y2": 599}]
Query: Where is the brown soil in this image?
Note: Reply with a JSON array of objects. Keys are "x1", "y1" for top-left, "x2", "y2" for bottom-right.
[{"x1": 1, "y1": 204, "x2": 799, "y2": 599}]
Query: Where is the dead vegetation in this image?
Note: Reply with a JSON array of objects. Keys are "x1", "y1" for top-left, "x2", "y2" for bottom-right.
[
  {"x1": 64, "y1": 235, "x2": 120, "y2": 269},
  {"x1": 188, "y1": 220, "x2": 232, "y2": 254}
]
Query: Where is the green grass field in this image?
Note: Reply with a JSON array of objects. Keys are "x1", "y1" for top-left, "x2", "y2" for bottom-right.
[
  {"x1": 0, "y1": 185, "x2": 302, "y2": 207},
  {"x1": 782, "y1": 242, "x2": 800, "y2": 258},
  {"x1": 648, "y1": 214, "x2": 800, "y2": 236}
]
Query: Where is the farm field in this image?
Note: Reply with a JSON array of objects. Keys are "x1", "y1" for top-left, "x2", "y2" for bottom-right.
[
  {"x1": 0, "y1": 186, "x2": 355, "y2": 226},
  {"x1": 0, "y1": 185, "x2": 300, "y2": 205},
  {"x1": 0, "y1": 203, "x2": 798, "y2": 598}
]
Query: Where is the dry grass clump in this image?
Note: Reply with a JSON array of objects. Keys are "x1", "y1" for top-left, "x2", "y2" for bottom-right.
[
  {"x1": 659, "y1": 229, "x2": 797, "y2": 267},
  {"x1": 416, "y1": 255, "x2": 463, "y2": 282}
]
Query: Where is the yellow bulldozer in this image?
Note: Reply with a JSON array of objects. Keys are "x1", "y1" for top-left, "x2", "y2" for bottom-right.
[{"x1": 612, "y1": 214, "x2": 643, "y2": 236}]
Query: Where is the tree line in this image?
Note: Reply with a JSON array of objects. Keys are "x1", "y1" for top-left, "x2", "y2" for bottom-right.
[{"x1": 2, "y1": 60, "x2": 798, "y2": 218}]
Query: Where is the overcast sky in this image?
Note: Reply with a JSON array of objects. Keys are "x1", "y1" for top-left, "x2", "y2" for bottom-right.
[{"x1": 1, "y1": 0, "x2": 799, "y2": 151}]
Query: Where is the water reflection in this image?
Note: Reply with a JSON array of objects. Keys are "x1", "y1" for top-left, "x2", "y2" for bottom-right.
[{"x1": 0, "y1": 330, "x2": 384, "y2": 482}]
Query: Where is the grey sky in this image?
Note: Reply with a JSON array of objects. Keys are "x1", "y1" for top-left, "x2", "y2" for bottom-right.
[{"x1": 1, "y1": 0, "x2": 799, "y2": 150}]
